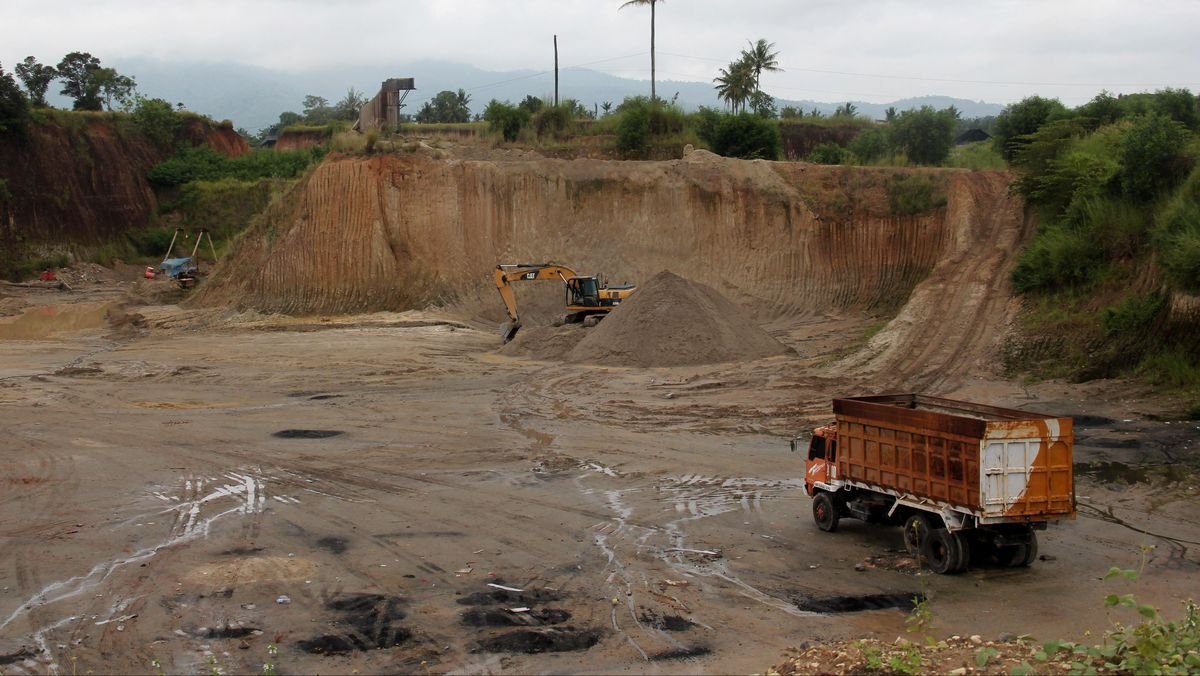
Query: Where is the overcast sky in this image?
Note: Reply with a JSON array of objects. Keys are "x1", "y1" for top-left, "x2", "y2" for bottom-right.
[{"x1": 3, "y1": 0, "x2": 1198, "y2": 106}]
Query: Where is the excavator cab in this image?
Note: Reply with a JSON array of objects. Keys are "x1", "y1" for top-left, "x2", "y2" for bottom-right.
[{"x1": 566, "y1": 276, "x2": 602, "y2": 307}]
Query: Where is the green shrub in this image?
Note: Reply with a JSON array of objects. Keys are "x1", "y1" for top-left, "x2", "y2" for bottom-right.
[
  {"x1": 1102, "y1": 292, "x2": 1167, "y2": 338},
  {"x1": 847, "y1": 127, "x2": 889, "y2": 163},
  {"x1": 889, "y1": 106, "x2": 957, "y2": 166},
  {"x1": 483, "y1": 100, "x2": 531, "y2": 142},
  {"x1": 126, "y1": 226, "x2": 179, "y2": 258},
  {"x1": 1119, "y1": 113, "x2": 1193, "y2": 202},
  {"x1": 993, "y1": 95, "x2": 1071, "y2": 160},
  {"x1": 704, "y1": 113, "x2": 781, "y2": 160},
  {"x1": 148, "y1": 146, "x2": 324, "y2": 187},
  {"x1": 888, "y1": 173, "x2": 947, "y2": 215},
  {"x1": 1159, "y1": 228, "x2": 1200, "y2": 292},
  {"x1": 1154, "y1": 165, "x2": 1200, "y2": 290},
  {"x1": 616, "y1": 104, "x2": 652, "y2": 157},
  {"x1": 807, "y1": 142, "x2": 852, "y2": 165},
  {"x1": 1011, "y1": 224, "x2": 1108, "y2": 293},
  {"x1": 1136, "y1": 350, "x2": 1200, "y2": 388},
  {"x1": 944, "y1": 141, "x2": 1006, "y2": 170},
  {"x1": 532, "y1": 105, "x2": 573, "y2": 139},
  {"x1": 130, "y1": 97, "x2": 181, "y2": 152},
  {"x1": 4, "y1": 253, "x2": 70, "y2": 282}
]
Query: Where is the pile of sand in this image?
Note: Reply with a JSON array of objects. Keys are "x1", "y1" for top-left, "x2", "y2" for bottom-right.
[
  {"x1": 498, "y1": 324, "x2": 586, "y2": 361},
  {"x1": 564, "y1": 271, "x2": 791, "y2": 367}
]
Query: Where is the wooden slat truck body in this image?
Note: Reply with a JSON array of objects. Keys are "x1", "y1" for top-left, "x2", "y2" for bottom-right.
[{"x1": 797, "y1": 394, "x2": 1075, "y2": 574}]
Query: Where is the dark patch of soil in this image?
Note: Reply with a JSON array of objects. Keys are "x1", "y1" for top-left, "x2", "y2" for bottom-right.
[
  {"x1": 316, "y1": 536, "x2": 348, "y2": 554},
  {"x1": 456, "y1": 588, "x2": 565, "y2": 606},
  {"x1": 793, "y1": 592, "x2": 921, "y2": 613},
  {"x1": 0, "y1": 648, "x2": 38, "y2": 665},
  {"x1": 222, "y1": 546, "x2": 265, "y2": 556},
  {"x1": 272, "y1": 429, "x2": 344, "y2": 439},
  {"x1": 297, "y1": 593, "x2": 411, "y2": 656},
  {"x1": 460, "y1": 608, "x2": 571, "y2": 627},
  {"x1": 650, "y1": 646, "x2": 712, "y2": 660},
  {"x1": 309, "y1": 394, "x2": 343, "y2": 400},
  {"x1": 200, "y1": 625, "x2": 258, "y2": 639},
  {"x1": 475, "y1": 628, "x2": 601, "y2": 654},
  {"x1": 639, "y1": 609, "x2": 693, "y2": 631}
]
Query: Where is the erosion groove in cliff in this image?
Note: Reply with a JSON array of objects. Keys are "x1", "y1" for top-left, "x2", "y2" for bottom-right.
[{"x1": 198, "y1": 154, "x2": 1012, "y2": 328}]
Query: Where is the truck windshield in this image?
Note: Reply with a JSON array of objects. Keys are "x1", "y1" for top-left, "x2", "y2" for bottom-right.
[{"x1": 808, "y1": 436, "x2": 826, "y2": 460}]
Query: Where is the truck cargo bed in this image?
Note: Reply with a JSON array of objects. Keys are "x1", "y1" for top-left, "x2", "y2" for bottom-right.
[{"x1": 832, "y1": 394, "x2": 1074, "y2": 523}]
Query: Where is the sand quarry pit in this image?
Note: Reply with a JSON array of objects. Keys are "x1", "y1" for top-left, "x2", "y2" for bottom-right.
[{"x1": 1, "y1": 154, "x2": 1199, "y2": 675}]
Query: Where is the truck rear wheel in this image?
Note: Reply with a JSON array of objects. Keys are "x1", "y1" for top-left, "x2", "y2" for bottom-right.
[
  {"x1": 902, "y1": 514, "x2": 933, "y2": 556},
  {"x1": 922, "y1": 528, "x2": 966, "y2": 574},
  {"x1": 996, "y1": 532, "x2": 1038, "y2": 568},
  {"x1": 812, "y1": 492, "x2": 839, "y2": 532}
]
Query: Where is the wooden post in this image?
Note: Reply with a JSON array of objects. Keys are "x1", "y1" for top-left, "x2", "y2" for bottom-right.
[{"x1": 554, "y1": 35, "x2": 559, "y2": 107}]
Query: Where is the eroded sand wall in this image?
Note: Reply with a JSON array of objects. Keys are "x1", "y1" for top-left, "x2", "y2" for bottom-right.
[{"x1": 198, "y1": 152, "x2": 1017, "y2": 321}]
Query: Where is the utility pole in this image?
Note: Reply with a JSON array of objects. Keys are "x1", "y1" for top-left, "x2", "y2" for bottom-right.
[{"x1": 554, "y1": 35, "x2": 559, "y2": 107}]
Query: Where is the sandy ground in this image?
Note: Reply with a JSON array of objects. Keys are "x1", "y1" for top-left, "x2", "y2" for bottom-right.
[{"x1": 1, "y1": 280, "x2": 1198, "y2": 676}]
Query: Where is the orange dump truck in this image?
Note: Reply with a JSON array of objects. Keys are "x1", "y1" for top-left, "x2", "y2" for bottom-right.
[{"x1": 796, "y1": 394, "x2": 1075, "y2": 574}]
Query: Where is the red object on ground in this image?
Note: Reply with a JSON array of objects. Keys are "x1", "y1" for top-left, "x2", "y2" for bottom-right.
[
  {"x1": 40, "y1": 269, "x2": 56, "y2": 282},
  {"x1": 144, "y1": 266, "x2": 156, "y2": 279}
]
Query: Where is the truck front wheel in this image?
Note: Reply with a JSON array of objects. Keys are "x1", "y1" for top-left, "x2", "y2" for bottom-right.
[
  {"x1": 813, "y1": 492, "x2": 840, "y2": 532},
  {"x1": 903, "y1": 514, "x2": 933, "y2": 556}
]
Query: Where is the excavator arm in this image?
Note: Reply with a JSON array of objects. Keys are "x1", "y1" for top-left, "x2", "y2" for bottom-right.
[{"x1": 493, "y1": 263, "x2": 579, "y2": 342}]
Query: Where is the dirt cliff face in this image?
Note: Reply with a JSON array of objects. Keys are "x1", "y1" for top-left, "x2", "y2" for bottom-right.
[
  {"x1": 198, "y1": 151, "x2": 1019, "y2": 325},
  {"x1": 180, "y1": 117, "x2": 249, "y2": 157},
  {"x1": 0, "y1": 115, "x2": 249, "y2": 256},
  {"x1": 0, "y1": 118, "x2": 162, "y2": 248}
]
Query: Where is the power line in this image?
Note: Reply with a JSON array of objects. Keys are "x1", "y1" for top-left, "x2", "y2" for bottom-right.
[
  {"x1": 464, "y1": 52, "x2": 647, "y2": 93},
  {"x1": 659, "y1": 51, "x2": 1200, "y2": 89}
]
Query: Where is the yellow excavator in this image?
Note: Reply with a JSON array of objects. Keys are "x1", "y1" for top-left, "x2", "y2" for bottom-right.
[{"x1": 494, "y1": 263, "x2": 636, "y2": 342}]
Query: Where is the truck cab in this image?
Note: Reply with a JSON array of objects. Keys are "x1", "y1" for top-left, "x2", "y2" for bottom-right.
[{"x1": 799, "y1": 424, "x2": 838, "y2": 496}]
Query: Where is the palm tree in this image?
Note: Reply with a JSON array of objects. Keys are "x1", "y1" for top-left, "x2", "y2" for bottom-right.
[
  {"x1": 620, "y1": 0, "x2": 664, "y2": 101},
  {"x1": 741, "y1": 39, "x2": 781, "y2": 96},
  {"x1": 714, "y1": 57, "x2": 754, "y2": 113}
]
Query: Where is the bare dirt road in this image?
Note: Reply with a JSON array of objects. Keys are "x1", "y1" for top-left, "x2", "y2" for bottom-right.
[{"x1": 1, "y1": 276, "x2": 1198, "y2": 675}]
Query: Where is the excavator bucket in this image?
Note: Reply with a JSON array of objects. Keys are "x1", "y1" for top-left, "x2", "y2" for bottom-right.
[{"x1": 500, "y1": 321, "x2": 521, "y2": 343}]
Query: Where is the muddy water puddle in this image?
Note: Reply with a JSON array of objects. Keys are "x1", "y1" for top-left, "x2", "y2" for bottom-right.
[{"x1": 0, "y1": 303, "x2": 109, "y2": 340}]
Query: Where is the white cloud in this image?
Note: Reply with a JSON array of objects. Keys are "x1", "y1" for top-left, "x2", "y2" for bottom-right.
[{"x1": 3, "y1": 0, "x2": 1198, "y2": 105}]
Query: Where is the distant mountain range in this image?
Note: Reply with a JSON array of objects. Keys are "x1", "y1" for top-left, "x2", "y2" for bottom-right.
[{"x1": 83, "y1": 58, "x2": 1005, "y2": 133}]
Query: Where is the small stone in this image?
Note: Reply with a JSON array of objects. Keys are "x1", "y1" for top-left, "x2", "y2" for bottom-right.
[
  {"x1": 276, "y1": 595, "x2": 291, "y2": 605},
  {"x1": 854, "y1": 563, "x2": 868, "y2": 572},
  {"x1": 950, "y1": 668, "x2": 967, "y2": 675},
  {"x1": 936, "y1": 641, "x2": 949, "y2": 650},
  {"x1": 998, "y1": 632, "x2": 1017, "y2": 642},
  {"x1": 970, "y1": 634, "x2": 983, "y2": 644}
]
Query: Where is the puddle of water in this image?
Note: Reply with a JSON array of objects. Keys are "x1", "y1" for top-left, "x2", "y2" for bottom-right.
[
  {"x1": 792, "y1": 592, "x2": 922, "y2": 613},
  {"x1": 273, "y1": 429, "x2": 344, "y2": 439},
  {"x1": 0, "y1": 303, "x2": 109, "y2": 340},
  {"x1": 1076, "y1": 461, "x2": 1150, "y2": 484}
]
